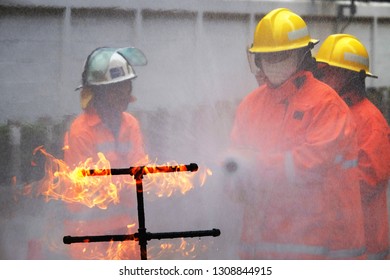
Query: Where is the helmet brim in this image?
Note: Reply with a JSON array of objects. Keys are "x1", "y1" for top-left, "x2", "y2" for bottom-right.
[{"x1": 249, "y1": 39, "x2": 319, "y2": 53}]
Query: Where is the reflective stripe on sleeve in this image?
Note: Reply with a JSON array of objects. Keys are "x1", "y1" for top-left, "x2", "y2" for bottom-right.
[
  {"x1": 333, "y1": 154, "x2": 358, "y2": 169},
  {"x1": 342, "y1": 159, "x2": 358, "y2": 169},
  {"x1": 327, "y1": 247, "x2": 366, "y2": 259},
  {"x1": 240, "y1": 242, "x2": 327, "y2": 257},
  {"x1": 367, "y1": 249, "x2": 389, "y2": 260},
  {"x1": 284, "y1": 151, "x2": 295, "y2": 183}
]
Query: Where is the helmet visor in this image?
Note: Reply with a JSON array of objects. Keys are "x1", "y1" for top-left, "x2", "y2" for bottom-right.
[
  {"x1": 116, "y1": 47, "x2": 147, "y2": 66},
  {"x1": 78, "y1": 47, "x2": 147, "y2": 90},
  {"x1": 247, "y1": 46, "x2": 261, "y2": 74},
  {"x1": 88, "y1": 47, "x2": 147, "y2": 69}
]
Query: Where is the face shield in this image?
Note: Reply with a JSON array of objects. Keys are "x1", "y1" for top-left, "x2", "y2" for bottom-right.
[
  {"x1": 115, "y1": 47, "x2": 148, "y2": 66},
  {"x1": 89, "y1": 47, "x2": 147, "y2": 68},
  {"x1": 247, "y1": 47, "x2": 313, "y2": 87},
  {"x1": 246, "y1": 46, "x2": 261, "y2": 75},
  {"x1": 247, "y1": 46, "x2": 298, "y2": 71}
]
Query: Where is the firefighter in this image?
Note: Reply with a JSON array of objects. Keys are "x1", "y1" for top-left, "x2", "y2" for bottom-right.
[
  {"x1": 315, "y1": 34, "x2": 390, "y2": 259},
  {"x1": 63, "y1": 47, "x2": 148, "y2": 259},
  {"x1": 227, "y1": 8, "x2": 366, "y2": 259}
]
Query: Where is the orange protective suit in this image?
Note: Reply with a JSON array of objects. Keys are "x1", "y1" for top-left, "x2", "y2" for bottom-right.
[
  {"x1": 63, "y1": 109, "x2": 146, "y2": 259},
  {"x1": 230, "y1": 71, "x2": 366, "y2": 259},
  {"x1": 347, "y1": 96, "x2": 390, "y2": 259},
  {"x1": 64, "y1": 110, "x2": 146, "y2": 168}
]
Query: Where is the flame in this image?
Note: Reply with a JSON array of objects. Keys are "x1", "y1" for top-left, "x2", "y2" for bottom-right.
[
  {"x1": 32, "y1": 146, "x2": 212, "y2": 206},
  {"x1": 142, "y1": 161, "x2": 212, "y2": 199},
  {"x1": 31, "y1": 146, "x2": 120, "y2": 209},
  {"x1": 148, "y1": 238, "x2": 209, "y2": 259},
  {"x1": 71, "y1": 224, "x2": 139, "y2": 260},
  {"x1": 105, "y1": 240, "x2": 139, "y2": 260},
  {"x1": 25, "y1": 146, "x2": 213, "y2": 259},
  {"x1": 66, "y1": 239, "x2": 139, "y2": 260}
]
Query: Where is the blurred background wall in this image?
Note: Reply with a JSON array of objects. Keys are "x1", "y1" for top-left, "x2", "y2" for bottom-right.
[{"x1": 1, "y1": 0, "x2": 390, "y2": 121}]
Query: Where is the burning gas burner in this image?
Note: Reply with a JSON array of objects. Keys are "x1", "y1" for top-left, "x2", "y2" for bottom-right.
[{"x1": 63, "y1": 163, "x2": 221, "y2": 260}]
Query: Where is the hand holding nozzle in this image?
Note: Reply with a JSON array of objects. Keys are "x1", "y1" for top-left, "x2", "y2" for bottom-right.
[
  {"x1": 221, "y1": 148, "x2": 260, "y2": 204},
  {"x1": 222, "y1": 148, "x2": 258, "y2": 175},
  {"x1": 224, "y1": 159, "x2": 239, "y2": 173}
]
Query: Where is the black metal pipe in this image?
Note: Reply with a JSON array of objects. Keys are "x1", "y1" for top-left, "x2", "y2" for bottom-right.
[
  {"x1": 64, "y1": 162, "x2": 220, "y2": 260},
  {"x1": 147, "y1": 228, "x2": 221, "y2": 240},
  {"x1": 84, "y1": 163, "x2": 198, "y2": 177},
  {"x1": 135, "y1": 177, "x2": 148, "y2": 260},
  {"x1": 63, "y1": 234, "x2": 135, "y2": 244},
  {"x1": 63, "y1": 229, "x2": 220, "y2": 244}
]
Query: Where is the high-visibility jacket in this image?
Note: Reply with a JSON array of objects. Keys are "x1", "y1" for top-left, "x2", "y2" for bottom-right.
[
  {"x1": 64, "y1": 110, "x2": 146, "y2": 168},
  {"x1": 347, "y1": 96, "x2": 390, "y2": 259},
  {"x1": 230, "y1": 71, "x2": 366, "y2": 259},
  {"x1": 63, "y1": 109, "x2": 146, "y2": 259}
]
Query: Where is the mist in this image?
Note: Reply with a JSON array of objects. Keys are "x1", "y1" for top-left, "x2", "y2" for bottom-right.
[
  {"x1": 0, "y1": 77, "x2": 249, "y2": 260},
  {"x1": 0, "y1": 4, "x2": 257, "y2": 259},
  {"x1": 1, "y1": 1, "x2": 390, "y2": 261}
]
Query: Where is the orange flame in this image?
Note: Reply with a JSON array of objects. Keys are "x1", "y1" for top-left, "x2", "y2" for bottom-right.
[
  {"x1": 32, "y1": 146, "x2": 212, "y2": 206},
  {"x1": 32, "y1": 146, "x2": 120, "y2": 209},
  {"x1": 25, "y1": 146, "x2": 213, "y2": 259},
  {"x1": 142, "y1": 161, "x2": 212, "y2": 199},
  {"x1": 148, "y1": 238, "x2": 209, "y2": 259}
]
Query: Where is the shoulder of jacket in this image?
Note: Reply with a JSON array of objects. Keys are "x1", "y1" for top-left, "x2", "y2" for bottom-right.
[
  {"x1": 69, "y1": 112, "x2": 100, "y2": 131},
  {"x1": 69, "y1": 113, "x2": 87, "y2": 128},
  {"x1": 122, "y1": 112, "x2": 140, "y2": 125},
  {"x1": 309, "y1": 77, "x2": 347, "y2": 106},
  {"x1": 355, "y1": 99, "x2": 389, "y2": 127},
  {"x1": 242, "y1": 86, "x2": 265, "y2": 103}
]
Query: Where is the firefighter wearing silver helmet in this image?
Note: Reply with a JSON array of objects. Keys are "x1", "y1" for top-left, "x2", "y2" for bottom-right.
[
  {"x1": 78, "y1": 47, "x2": 147, "y2": 109},
  {"x1": 63, "y1": 47, "x2": 148, "y2": 259}
]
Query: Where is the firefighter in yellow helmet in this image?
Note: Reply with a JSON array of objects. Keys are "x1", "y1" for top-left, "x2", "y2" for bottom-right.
[
  {"x1": 315, "y1": 34, "x2": 390, "y2": 259},
  {"x1": 246, "y1": 7, "x2": 319, "y2": 87},
  {"x1": 227, "y1": 8, "x2": 366, "y2": 259},
  {"x1": 63, "y1": 47, "x2": 148, "y2": 259}
]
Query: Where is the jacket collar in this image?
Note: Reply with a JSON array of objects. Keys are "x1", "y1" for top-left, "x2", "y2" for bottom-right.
[
  {"x1": 84, "y1": 107, "x2": 103, "y2": 127},
  {"x1": 340, "y1": 90, "x2": 364, "y2": 107}
]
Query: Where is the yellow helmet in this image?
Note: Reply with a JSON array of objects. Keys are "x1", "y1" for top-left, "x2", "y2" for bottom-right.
[
  {"x1": 315, "y1": 34, "x2": 377, "y2": 78},
  {"x1": 249, "y1": 8, "x2": 319, "y2": 53}
]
